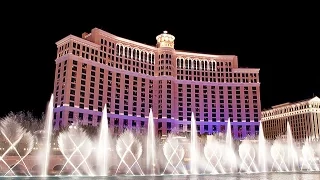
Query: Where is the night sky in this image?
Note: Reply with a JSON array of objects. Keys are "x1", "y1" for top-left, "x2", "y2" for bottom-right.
[{"x1": 1, "y1": 5, "x2": 319, "y2": 117}]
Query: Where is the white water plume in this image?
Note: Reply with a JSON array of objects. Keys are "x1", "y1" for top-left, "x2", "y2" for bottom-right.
[
  {"x1": 301, "y1": 141, "x2": 319, "y2": 171},
  {"x1": 57, "y1": 126, "x2": 93, "y2": 176},
  {"x1": 162, "y1": 135, "x2": 187, "y2": 175},
  {"x1": 0, "y1": 118, "x2": 34, "y2": 176},
  {"x1": 116, "y1": 131, "x2": 144, "y2": 175},
  {"x1": 0, "y1": 110, "x2": 319, "y2": 177},
  {"x1": 239, "y1": 140, "x2": 259, "y2": 173},
  {"x1": 271, "y1": 140, "x2": 289, "y2": 171},
  {"x1": 203, "y1": 135, "x2": 225, "y2": 174}
]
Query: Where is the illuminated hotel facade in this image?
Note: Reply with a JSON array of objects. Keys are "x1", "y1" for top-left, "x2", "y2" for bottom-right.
[
  {"x1": 261, "y1": 96, "x2": 320, "y2": 141},
  {"x1": 53, "y1": 28, "x2": 261, "y2": 139}
]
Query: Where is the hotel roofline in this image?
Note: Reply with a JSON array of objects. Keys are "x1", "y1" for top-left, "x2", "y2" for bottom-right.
[
  {"x1": 261, "y1": 96, "x2": 320, "y2": 114},
  {"x1": 56, "y1": 27, "x2": 242, "y2": 60}
]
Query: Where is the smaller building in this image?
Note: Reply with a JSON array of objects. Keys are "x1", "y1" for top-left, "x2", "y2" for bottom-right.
[{"x1": 261, "y1": 96, "x2": 320, "y2": 141}]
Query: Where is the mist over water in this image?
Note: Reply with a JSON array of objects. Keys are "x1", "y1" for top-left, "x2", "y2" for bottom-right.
[{"x1": 0, "y1": 95, "x2": 319, "y2": 178}]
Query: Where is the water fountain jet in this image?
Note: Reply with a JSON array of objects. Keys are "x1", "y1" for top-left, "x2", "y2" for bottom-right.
[
  {"x1": 96, "y1": 104, "x2": 110, "y2": 176},
  {"x1": 286, "y1": 121, "x2": 298, "y2": 171},
  {"x1": 258, "y1": 121, "x2": 267, "y2": 172},
  {"x1": 41, "y1": 94, "x2": 54, "y2": 177},
  {"x1": 0, "y1": 109, "x2": 319, "y2": 177},
  {"x1": 225, "y1": 118, "x2": 236, "y2": 173},
  {"x1": 146, "y1": 109, "x2": 158, "y2": 175},
  {"x1": 189, "y1": 112, "x2": 198, "y2": 174}
]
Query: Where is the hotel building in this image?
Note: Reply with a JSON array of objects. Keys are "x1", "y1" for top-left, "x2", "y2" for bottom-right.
[
  {"x1": 261, "y1": 96, "x2": 320, "y2": 141},
  {"x1": 53, "y1": 28, "x2": 261, "y2": 139}
]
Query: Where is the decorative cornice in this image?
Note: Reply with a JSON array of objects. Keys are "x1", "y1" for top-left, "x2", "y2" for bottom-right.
[
  {"x1": 176, "y1": 57, "x2": 217, "y2": 62},
  {"x1": 95, "y1": 28, "x2": 156, "y2": 50},
  {"x1": 175, "y1": 51, "x2": 236, "y2": 59},
  {"x1": 233, "y1": 68, "x2": 260, "y2": 73},
  {"x1": 56, "y1": 35, "x2": 100, "y2": 49},
  {"x1": 261, "y1": 108, "x2": 320, "y2": 121},
  {"x1": 262, "y1": 96, "x2": 320, "y2": 115},
  {"x1": 55, "y1": 28, "x2": 260, "y2": 72},
  {"x1": 94, "y1": 28, "x2": 239, "y2": 60}
]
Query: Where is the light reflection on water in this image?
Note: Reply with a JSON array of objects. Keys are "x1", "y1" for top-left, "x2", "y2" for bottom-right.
[{"x1": 4, "y1": 172, "x2": 320, "y2": 180}]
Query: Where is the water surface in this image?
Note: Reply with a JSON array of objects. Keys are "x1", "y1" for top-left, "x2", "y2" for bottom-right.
[{"x1": 5, "y1": 172, "x2": 320, "y2": 180}]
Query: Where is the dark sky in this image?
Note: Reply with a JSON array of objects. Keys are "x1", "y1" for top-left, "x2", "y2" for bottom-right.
[{"x1": 1, "y1": 4, "x2": 319, "y2": 117}]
